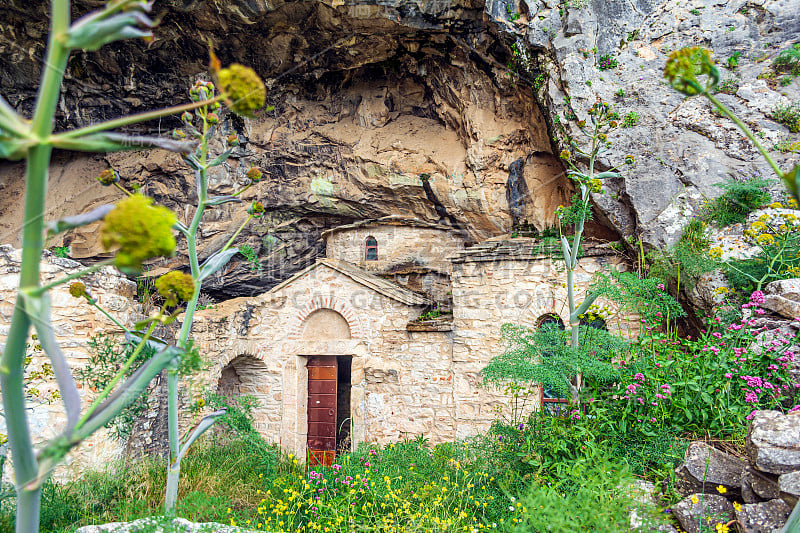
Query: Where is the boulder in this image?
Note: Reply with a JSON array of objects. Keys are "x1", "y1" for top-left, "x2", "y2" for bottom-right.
[
  {"x1": 672, "y1": 494, "x2": 734, "y2": 533},
  {"x1": 675, "y1": 441, "x2": 745, "y2": 499},
  {"x1": 763, "y1": 279, "x2": 800, "y2": 320},
  {"x1": 742, "y1": 467, "x2": 782, "y2": 502},
  {"x1": 746, "y1": 411, "x2": 800, "y2": 475},
  {"x1": 779, "y1": 471, "x2": 800, "y2": 507},
  {"x1": 733, "y1": 499, "x2": 792, "y2": 533}
]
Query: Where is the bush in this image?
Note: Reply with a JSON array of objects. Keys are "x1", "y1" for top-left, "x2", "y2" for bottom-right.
[
  {"x1": 703, "y1": 175, "x2": 773, "y2": 227},
  {"x1": 597, "y1": 54, "x2": 618, "y2": 70},
  {"x1": 772, "y1": 103, "x2": 800, "y2": 133},
  {"x1": 588, "y1": 294, "x2": 798, "y2": 439},
  {"x1": 511, "y1": 449, "x2": 670, "y2": 532},
  {"x1": 622, "y1": 111, "x2": 640, "y2": 127}
]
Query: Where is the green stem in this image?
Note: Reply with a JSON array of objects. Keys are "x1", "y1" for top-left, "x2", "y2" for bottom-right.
[
  {"x1": 166, "y1": 113, "x2": 210, "y2": 512},
  {"x1": 219, "y1": 214, "x2": 254, "y2": 253},
  {"x1": 88, "y1": 298, "x2": 132, "y2": 334},
  {"x1": 32, "y1": 259, "x2": 113, "y2": 295},
  {"x1": 74, "y1": 319, "x2": 158, "y2": 430},
  {"x1": 58, "y1": 96, "x2": 223, "y2": 140},
  {"x1": 2, "y1": 2, "x2": 70, "y2": 531},
  {"x1": 705, "y1": 92, "x2": 784, "y2": 179}
]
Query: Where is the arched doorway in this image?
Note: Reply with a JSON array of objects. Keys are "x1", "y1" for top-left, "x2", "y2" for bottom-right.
[{"x1": 216, "y1": 355, "x2": 271, "y2": 432}]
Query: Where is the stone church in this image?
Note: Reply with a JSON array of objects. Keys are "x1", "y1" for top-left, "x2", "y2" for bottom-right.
[{"x1": 189, "y1": 216, "x2": 634, "y2": 464}]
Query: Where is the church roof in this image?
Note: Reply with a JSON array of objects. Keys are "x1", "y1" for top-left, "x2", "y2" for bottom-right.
[
  {"x1": 320, "y1": 215, "x2": 458, "y2": 239},
  {"x1": 269, "y1": 258, "x2": 430, "y2": 307}
]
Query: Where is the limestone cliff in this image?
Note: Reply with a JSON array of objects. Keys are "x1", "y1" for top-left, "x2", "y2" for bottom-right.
[{"x1": 0, "y1": 0, "x2": 798, "y2": 298}]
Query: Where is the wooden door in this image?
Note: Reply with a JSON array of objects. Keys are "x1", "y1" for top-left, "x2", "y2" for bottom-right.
[{"x1": 307, "y1": 356, "x2": 337, "y2": 466}]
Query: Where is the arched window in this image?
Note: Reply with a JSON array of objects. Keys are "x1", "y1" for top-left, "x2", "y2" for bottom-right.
[
  {"x1": 365, "y1": 236, "x2": 378, "y2": 261},
  {"x1": 536, "y1": 313, "x2": 565, "y2": 330}
]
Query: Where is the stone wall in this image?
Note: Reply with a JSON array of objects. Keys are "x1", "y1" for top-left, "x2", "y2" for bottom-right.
[
  {"x1": 0, "y1": 246, "x2": 141, "y2": 479},
  {"x1": 450, "y1": 239, "x2": 637, "y2": 438},
  {"x1": 324, "y1": 222, "x2": 466, "y2": 275},
  {"x1": 189, "y1": 261, "x2": 456, "y2": 461}
]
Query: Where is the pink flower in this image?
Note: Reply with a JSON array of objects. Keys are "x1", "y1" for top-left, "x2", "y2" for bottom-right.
[
  {"x1": 750, "y1": 291, "x2": 765, "y2": 304},
  {"x1": 657, "y1": 283, "x2": 665, "y2": 290},
  {"x1": 634, "y1": 373, "x2": 645, "y2": 381},
  {"x1": 724, "y1": 373, "x2": 732, "y2": 379}
]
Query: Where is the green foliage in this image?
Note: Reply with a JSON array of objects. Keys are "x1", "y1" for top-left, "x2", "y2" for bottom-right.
[
  {"x1": 703, "y1": 175, "x2": 773, "y2": 226},
  {"x1": 592, "y1": 270, "x2": 685, "y2": 322},
  {"x1": 50, "y1": 246, "x2": 69, "y2": 258},
  {"x1": 773, "y1": 42, "x2": 800, "y2": 75},
  {"x1": 76, "y1": 334, "x2": 155, "y2": 440},
  {"x1": 715, "y1": 76, "x2": 739, "y2": 95},
  {"x1": 724, "y1": 212, "x2": 800, "y2": 292},
  {"x1": 597, "y1": 54, "x2": 618, "y2": 71},
  {"x1": 511, "y1": 449, "x2": 667, "y2": 532},
  {"x1": 239, "y1": 245, "x2": 262, "y2": 273},
  {"x1": 689, "y1": 8, "x2": 700, "y2": 15},
  {"x1": 647, "y1": 240, "x2": 718, "y2": 291},
  {"x1": 556, "y1": 191, "x2": 594, "y2": 228},
  {"x1": 622, "y1": 111, "x2": 640, "y2": 127},
  {"x1": 614, "y1": 88, "x2": 625, "y2": 98},
  {"x1": 203, "y1": 392, "x2": 261, "y2": 436},
  {"x1": 483, "y1": 324, "x2": 625, "y2": 399},
  {"x1": 772, "y1": 102, "x2": 800, "y2": 133},
  {"x1": 588, "y1": 301, "x2": 797, "y2": 438},
  {"x1": 726, "y1": 51, "x2": 742, "y2": 69},
  {"x1": 773, "y1": 138, "x2": 800, "y2": 153}
]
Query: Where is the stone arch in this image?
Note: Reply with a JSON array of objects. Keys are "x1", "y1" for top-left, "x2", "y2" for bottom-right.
[
  {"x1": 288, "y1": 296, "x2": 362, "y2": 339},
  {"x1": 514, "y1": 290, "x2": 564, "y2": 330},
  {"x1": 216, "y1": 354, "x2": 270, "y2": 400},
  {"x1": 536, "y1": 313, "x2": 565, "y2": 330},
  {"x1": 302, "y1": 309, "x2": 351, "y2": 339}
]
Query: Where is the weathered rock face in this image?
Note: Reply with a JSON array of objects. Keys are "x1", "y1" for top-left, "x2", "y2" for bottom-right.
[{"x1": 1, "y1": 0, "x2": 799, "y2": 298}]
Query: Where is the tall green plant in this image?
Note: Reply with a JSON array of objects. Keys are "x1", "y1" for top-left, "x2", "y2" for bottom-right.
[
  {"x1": 557, "y1": 101, "x2": 631, "y2": 351},
  {"x1": 0, "y1": 2, "x2": 266, "y2": 531}
]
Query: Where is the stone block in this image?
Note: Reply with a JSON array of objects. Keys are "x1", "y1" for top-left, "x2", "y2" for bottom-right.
[
  {"x1": 672, "y1": 494, "x2": 734, "y2": 533},
  {"x1": 675, "y1": 441, "x2": 745, "y2": 498},
  {"x1": 747, "y1": 410, "x2": 800, "y2": 475},
  {"x1": 734, "y1": 499, "x2": 791, "y2": 533}
]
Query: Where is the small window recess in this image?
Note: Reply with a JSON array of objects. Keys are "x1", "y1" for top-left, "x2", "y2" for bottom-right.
[{"x1": 365, "y1": 236, "x2": 378, "y2": 261}]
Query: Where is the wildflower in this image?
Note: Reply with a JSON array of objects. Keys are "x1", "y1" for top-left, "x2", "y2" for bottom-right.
[
  {"x1": 97, "y1": 168, "x2": 119, "y2": 186},
  {"x1": 663, "y1": 46, "x2": 719, "y2": 95},
  {"x1": 588, "y1": 178, "x2": 602, "y2": 193},
  {"x1": 691, "y1": 495, "x2": 699, "y2": 504},
  {"x1": 769, "y1": 201, "x2": 784, "y2": 209},
  {"x1": 100, "y1": 194, "x2": 176, "y2": 273},
  {"x1": 624, "y1": 155, "x2": 635, "y2": 165},
  {"x1": 756, "y1": 233, "x2": 775, "y2": 246},
  {"x1": 216, "y1": 63, "x2": 266, "y2": 117},
  {"x1": 172, "y1": 129, "x2": 186, "y2": 140},
  {"x1": 750, "y1": 291, "x2": 766, "y2": 305},
  {"x1": 708, "y1": 246, "x2": 723, "y2": 259},
  {"x1": 249, "y1": 201, "x2": 265, "y2": 217},
  {"x1": 716, "y1": 485, "x2": 727, "y2": 494},
  {"x1": 247, "y1": 167, "x2": 263, "y2": 183},
  {"x1": 560, "y1": 149, "x2": 571, "y2": 160},
  {"x1": 733, "y1": 502, "x2": 742, "y2": 512},
  {"x1": 716, "y1": 523, "x2": 729, "y2": 533},
  {"x1": 155, "y1": 271, "x2": 195, "y2": 307},
  {"x1": 69, "y1": 282, "x2": 87, "y2": 299}
]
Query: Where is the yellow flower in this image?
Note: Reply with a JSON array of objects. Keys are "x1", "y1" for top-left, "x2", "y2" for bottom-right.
[
  {"x1": 708, "y1": 247, "x2": 723, "y2": 259},
  {"x1": 69, "y1": 281, "x2": 88, "y2": 299},
  {"x1": 101, "y1": 194, "x2": 176, "y2": 273},
  {"x1": 769, "y1": 202, "x2": 784, "y2": 209},
  {"x1": 559, "y1": 149, "x2": 571, "y2": 160},
  {"x1": 756, "y1": 233, "x2": 775, "y2": 246},
  {"x1": 690, "y1": 494, "x2": 699, "y2": 504},
  {"x1": 716, "y1": 485, "x2": 727, "y2": 494},
  {"x1": 733, "y1": 501, "x2": 742, "y2": 512},
  {"x1": 716, "y1": 523, "x2": 729, "y2": 533},
  {"x1": 217, "y1": 63, "x2": 266, "y2": 117},
  {"x1": 155, "y1": 271, "x2": 195, "y2": 307},
  {"x1": 663, "y1": 47, "x2": 719, "y2": 95}
]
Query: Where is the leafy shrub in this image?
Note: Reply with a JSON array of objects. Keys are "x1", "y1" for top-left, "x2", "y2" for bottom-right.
[
  {"x1": 622, "y1": 111, "x2": 640, "y2": 127},
  {"x1": 483, "y1": 324, "x2": 625, "y2": 400},
  {"x1": 76, "y1": 334, "x2": 155, "y2": 440},
  {"x1": 773, "y1": 43, "x2": 800, "y2": 75},
  {"x1": 772, "y1": 103, "x2": 800, "y2": 133},
  {"x1": 588, "y1": 294, "x2": 798, "y2": 439},
  {"x1": 511, "y1": 449, "x2": 669, "y2": 532},
  {"x1": 703, "y1": 175, "x2": 773, "y2": 226},
  {"x1": 724, "y1": 208, "x2": 800, "y2": 292},
  {"x1": 597, "y1": 54, "x2": 618, "y2": 70}
]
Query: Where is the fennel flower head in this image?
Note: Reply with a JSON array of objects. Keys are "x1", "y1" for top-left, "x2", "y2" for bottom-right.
[{"x1": 101, "y1": 194, "x2": 176, "y2": 273}]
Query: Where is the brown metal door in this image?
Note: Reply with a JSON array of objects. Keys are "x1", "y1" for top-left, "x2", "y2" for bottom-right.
[{"x1": 307, "y1": 356, "x2": 337, "y2": 466}]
